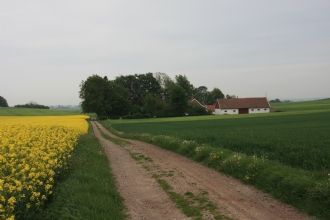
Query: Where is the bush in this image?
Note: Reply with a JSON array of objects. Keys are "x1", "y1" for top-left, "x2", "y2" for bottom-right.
[{"x1": 186, "y1": 105, "x2": 209, "y2": 116}]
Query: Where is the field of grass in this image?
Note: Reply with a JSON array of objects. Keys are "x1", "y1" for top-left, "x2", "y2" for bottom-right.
[
  {"x1": 103, "y1": 99, "x2": 330, "y2": 219},
  {"x1": 271, "y1": 98, "x2": 330, "y2": 112},
  {"x1": 108, "y1": 99, "x2": 330, "y2": 125},
  {"x1": 0, "y1": 107, "x2": 80, "y2": 116},
  {"x1": 24, "y1": 127, "x2": 126, "y2": 220},
  {"x1": 107, "y1": 99, "x2": 330, "y2": 172}
]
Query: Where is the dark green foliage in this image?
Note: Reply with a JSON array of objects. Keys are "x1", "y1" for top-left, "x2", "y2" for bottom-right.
[
  {"x1": 15, "y1": 102, "x2": 49, "y2": 109},
  {"x1": 80, "y1": 75, "x2": 129, "y2": 119},
  {"x1": 270, "y1": 98, "x2": 282, "y2": 103},
  {"x1": 186, "y1": 104, "x2": 209, "y2": 116},
  {"x1": 80, "y1": 73, "x2": 225, "y2": 118},
  {"x1": 0, "y1": 96, "x2": 8, "y2": 107},
  {"x1": 106, "y1": 82, "x2": 130, "y2": 118},
  {"x1": 193, "y1": 86, "x2": 208, "y2": 104},
  {"x1": 193, "y1": 87, "x2": 224, "y2": 105},
  {"x1": 207, "y1": 88, "x2": 224, "y2": 104},
  {"x1": 155, "y1": 73, "x2": 175, "y2": 101},
  {"x1": 143, "y1": 94, "x2": 165, "y2": 117},
  {"x1": 80, "y1": 75, "x2": 110, "y2": 117},
  {"x1": 114, "y1": 75, "x2": 139, "y2": 106},
  {"x1": 115, "y1": 73, "x2": 162, "y2": 107},
  {"x1": 167, "y1": 84, "x2": 189, "y2": 116},
  {"x1": 24, "y1": 127, "x2": 126, "y2": 220},
  {"x1": 175, "y1": 75, "x2": 194, "y2": 98}
]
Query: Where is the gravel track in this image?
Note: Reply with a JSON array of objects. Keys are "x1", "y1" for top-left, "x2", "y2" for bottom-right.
[{"x1": 92, "y1": 122, "x2": 188, "y2": 220}]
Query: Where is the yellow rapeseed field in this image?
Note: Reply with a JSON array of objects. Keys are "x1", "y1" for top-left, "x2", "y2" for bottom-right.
[{"x1": 0, "y1": 115, "x2": 88, "y2": 220}]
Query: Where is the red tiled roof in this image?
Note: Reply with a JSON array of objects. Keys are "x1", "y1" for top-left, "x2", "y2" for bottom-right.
[
  {"x1": 206, "y1": 105, "x2": 215, "y2": 112},
  {"x1": 215, "y1": 97, "x2": 270, "y2": 109}
]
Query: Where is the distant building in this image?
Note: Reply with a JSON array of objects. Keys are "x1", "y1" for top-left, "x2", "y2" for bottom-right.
[
  {"x1": 190, "y1": 99, "x2": 216, "y2": 113},
  {"x1": 206, "y1": 104, "x2": 215, "y2": 112},
  {"x1": 214, "y1": 97, "x2": 271, "y2": 115}
]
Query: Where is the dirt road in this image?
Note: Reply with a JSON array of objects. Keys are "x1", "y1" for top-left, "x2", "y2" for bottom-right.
[
  {"x1": 92, "y1": 122, "x2": 187, "y2": 220},
  {"x1": 93, "y1": 121, "x2": 311, "y2": 220}
]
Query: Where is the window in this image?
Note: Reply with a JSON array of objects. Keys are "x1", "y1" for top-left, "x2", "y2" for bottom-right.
[
  {"x1": 233, "y1": 110, "x2": 236, "y2": 112},
  {"x1": 251, "y1": 109, "x2": 254, "y2": 111},
  {"x1": 264, "y1": 108, "x2": 267, "y2": 111},
  {"x1": 224, "y1": 110, "x2": 227, "y2": 113},
  {"x1": 257, "y1": 109, "x2": 260, "y2": 111}
]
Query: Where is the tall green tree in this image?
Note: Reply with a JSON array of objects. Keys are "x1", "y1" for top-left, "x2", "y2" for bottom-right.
[
  {"x1": 80, "y1": 75, "x2": 109, "y2": 117},
  {"x1": 143, "y1": 94, "x2": 164, "y2": 117},
  {"x1": 106, "y1": 82, "x2": 130, "y2": 118},
  {"x1": 168, "y1": 84, "x2": 188, "y2": 116},
  {"x1": 138, "y1": 73, "x2": 162, "y2": 96},
  {"x1": 115, "y1": 73, "x2": 161, "y2": 109},
  {"x1": 207, "y1": 88, "x2": 224, "y2": 104},
  {"x1": 80, "y1": 75, "x2": 130, "y2": 119},
  {"x1": 114, "y1": 75, "x2": 139, "y2": 107},
  {"x1": 193, "y1": 86, "x2": 209, "y2": 104},
  {"x1": 155, "y1": 72, "x2": 174, "y2": 101},
  {"x1": 0, "y1": 96, "x2": 8, "y2": 107},
  {"x1": 154, "y1": 72, "x2": 172, "y2": 89},
  {"x1": 175, "y1": 75, "x2": 194, "y2": 98}
]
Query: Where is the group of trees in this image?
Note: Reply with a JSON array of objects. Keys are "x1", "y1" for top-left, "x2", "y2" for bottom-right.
[
  {"x1": 14, "y1": 102, "x2": 50, "y2": 109},
  {"x1": 0, "y1": 97, "x2": 50, "y2": 109},
  {"x1": 193, "y1": 86, "x2": 225, "y2": 105},
  {"x1": 270, "y1": 98, "x2": 291, "y2": 103},
  {"x1": 80, "y1": 73, "x2": 225, "y2": 119},
  {"x1": 270, "y1": 98, "x2": 281, "y2": 103},
  {"x1": 0, "y1": 96, "x2": 8, "y2": 107}
]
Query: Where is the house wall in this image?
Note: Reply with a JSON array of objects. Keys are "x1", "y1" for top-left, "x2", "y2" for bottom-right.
[
  {"x1": 214, "y1": 108, "x2": 270, "y2": 115},
  {"x1": 214, "y1": 109, "x2": 239, "y2": 115},
  {"x1": 248, "y1": 108, "x2": 270, "y2": 114}
]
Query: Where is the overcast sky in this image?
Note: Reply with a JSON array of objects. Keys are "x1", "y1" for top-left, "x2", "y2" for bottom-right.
[{"x1": 1, "y1": 0, "x2": 330, "y2": 106}]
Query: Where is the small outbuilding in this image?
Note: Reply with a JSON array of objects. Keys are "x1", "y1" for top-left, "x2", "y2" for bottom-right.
[{"x1": 214, "y1": 97, "x2": 271, "y2": 115}]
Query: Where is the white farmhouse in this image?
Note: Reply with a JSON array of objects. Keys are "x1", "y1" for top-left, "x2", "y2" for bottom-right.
[{"x1": 214, "y1": 97, "x2": 271, "y2": 115}]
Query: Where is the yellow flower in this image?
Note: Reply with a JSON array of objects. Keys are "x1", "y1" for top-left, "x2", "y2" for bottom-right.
[
  {"x1": 0, "y1": 115, "x2": 88, "y2": 218},
  {"x1": 6, "y1": 215, "x2": 15, "y2": 220},
  {"x1": 7, "y1": 197, "x2": 16, "y2": 206}
]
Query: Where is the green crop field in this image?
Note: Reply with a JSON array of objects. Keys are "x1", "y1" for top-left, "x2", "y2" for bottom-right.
[
  {"x1": 271, "y1": 98, "x2": 330, "y2": 112},
  {"x1": 0, "y1": 107, "x2": 81, "y2": 116},
  {"x1": 107, "y1": 99, "x2": 330, "y2": 172},
  {"x1": 103, "y1": 99, "x2": 330, "y2": 219}
]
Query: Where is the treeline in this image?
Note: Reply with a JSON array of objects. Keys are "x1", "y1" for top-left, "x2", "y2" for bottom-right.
[
  {"x1": 80, "y1": 73, "x2": 225, "y2": 119},
  {"x1": 15, "y1": 102, "x2": 50, "y2": 109},
  {"x1": 0, "y1": 97, "x2": 50, "y2": 109},
  {"x1": 0, "y1": 96, "x2": 8, "y2": 107}
]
